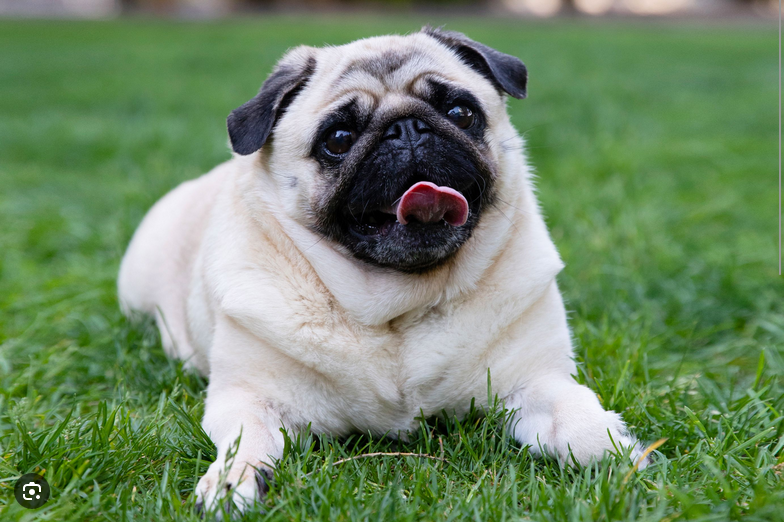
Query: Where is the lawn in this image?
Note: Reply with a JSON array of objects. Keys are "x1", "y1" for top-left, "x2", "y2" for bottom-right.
[{"x1": 0, "y1": 15, "x2": 781, "y2": 521}]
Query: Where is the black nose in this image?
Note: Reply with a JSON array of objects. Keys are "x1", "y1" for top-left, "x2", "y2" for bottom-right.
[{"x1": 383, "y1": 117, "x2": 432, "y2": 146}]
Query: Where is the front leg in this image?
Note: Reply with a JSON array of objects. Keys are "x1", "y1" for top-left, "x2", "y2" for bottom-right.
[
  {"x1": 505, "y1": 376, "x2": 647, "y2": 467},
  {"x1": 195, "y1": 386, "x2": 284, "y2": 514}
]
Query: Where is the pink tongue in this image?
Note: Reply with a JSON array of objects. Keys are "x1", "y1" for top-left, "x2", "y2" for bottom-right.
[{"x1": 396, "y1": 182, "x2": 469, "y2": 226}]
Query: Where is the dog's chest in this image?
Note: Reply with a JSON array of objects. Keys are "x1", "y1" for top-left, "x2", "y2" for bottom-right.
[{"x1": 275, "y1": 290, "x2": 500, "y2": 428}]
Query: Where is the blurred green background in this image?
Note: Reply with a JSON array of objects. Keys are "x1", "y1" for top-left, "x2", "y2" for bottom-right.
[{"x1": 0, "y1": 16, "x2": 782, "y2": 521}]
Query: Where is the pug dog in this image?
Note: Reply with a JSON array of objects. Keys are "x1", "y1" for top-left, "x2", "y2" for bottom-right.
[{"x1": 118, "y1": 27, "x2": 646, "y2": 512}]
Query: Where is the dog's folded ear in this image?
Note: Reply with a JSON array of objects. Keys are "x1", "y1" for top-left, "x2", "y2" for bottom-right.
[
  {"x1": 422, "y1": 26, "x2": 527, "y2": 100},
  {"x1": 228, "y1": 48, "x2": 316, "y2": 155}
]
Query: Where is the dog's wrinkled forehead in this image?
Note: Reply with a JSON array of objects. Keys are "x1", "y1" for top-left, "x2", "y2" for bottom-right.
[{"x1": 306, "y1": 35, "x2": 498, "y2": 113}]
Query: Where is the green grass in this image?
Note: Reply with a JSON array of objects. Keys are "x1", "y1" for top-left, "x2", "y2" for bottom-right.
[{"x1": 0, "y1": 15, "x2": 781, "y2": 521}]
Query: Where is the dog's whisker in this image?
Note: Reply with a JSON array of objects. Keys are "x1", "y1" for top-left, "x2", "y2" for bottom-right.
[
  {"x1": 359, "y1": 199, "x2": 371, "y2": 222},
  {"x1": 490, "y1": 201, "x2": 525, "y2": 240},
  {"x1": 303, "y1": 235, "x2": 326, "y2": 253},
  {"x1": 494, "y1": 196, "x2": 535, "y2": 216}
]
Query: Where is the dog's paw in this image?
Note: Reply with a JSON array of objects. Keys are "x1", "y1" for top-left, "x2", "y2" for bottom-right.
[
  {"x1": 551, "y1": 408, "x2": 648, "y2": 469},
  {"x1": 609, "y1": 427, "x2": 649, "y2": 469},
  {"x1": 195, "y1": 459, "x2": 273, "y2": 517},
  {"x1": 626, "y1": 438, "x2": 653, "y2": 470},
  {"x1": 509, "y1": 382, "x2": 650, "y2": 470}
]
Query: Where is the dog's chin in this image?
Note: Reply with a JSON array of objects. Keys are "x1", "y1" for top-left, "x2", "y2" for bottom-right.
[{"x1": 338, "y1": 212, "x2": 478, "y2": 272}]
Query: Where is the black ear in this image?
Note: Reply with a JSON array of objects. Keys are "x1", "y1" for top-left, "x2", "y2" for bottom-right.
[
  {"x1": 422, "y1": 26, "x2": 527, "y2": 99},
  {"x1": 227, "y1": 54, "x2": 316, "y2": 155}
]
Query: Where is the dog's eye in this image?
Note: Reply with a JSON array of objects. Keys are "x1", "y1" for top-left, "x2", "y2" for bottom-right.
[
  {"x1": 325, "y1": 128, "x2": 357, "y2": 155},
  {"x1": 446, "y1": 106, "x2": 474, "y2": 129}
]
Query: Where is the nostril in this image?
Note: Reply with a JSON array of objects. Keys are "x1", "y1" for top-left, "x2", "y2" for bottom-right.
[
  {"x1": 414, "y1": 119, "x2": 432, "y2": 134},
  {"x1": 383, "y1": 121, "x2": 403, "y2": 140}
]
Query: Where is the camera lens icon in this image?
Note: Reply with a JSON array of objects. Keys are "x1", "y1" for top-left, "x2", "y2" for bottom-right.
[
  {"x1": 14, "y1": 473, "x2": 50, "y2": 509},
  {"x1": 22, "y1": 482, "x2": 42, "y2": 500}
]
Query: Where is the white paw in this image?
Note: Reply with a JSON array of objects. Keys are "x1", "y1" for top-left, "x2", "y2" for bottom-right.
[
  {"x1": 195, "y1": 459, "x2": 272, "y2": 517},
  {"x1": 626, "y1": 437, "x2": 651, "y2": 470},
  {"x1": 550, "y1": 408, "x2": 647, "y2": 468},
  {"x1": 507, "y1": 380, "x2": 651, "y2": 471},
  {"x1": 609, "y1": 429, "x2": 651, "y2": 469}
]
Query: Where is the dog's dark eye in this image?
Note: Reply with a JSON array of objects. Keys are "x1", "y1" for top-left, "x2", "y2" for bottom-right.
[
  {"x1": 325, "y1": 128, "x2": 357, "y2": 155},
  {"x1": 446, "y1": 106, "x2": 474, "y2": 129}
]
